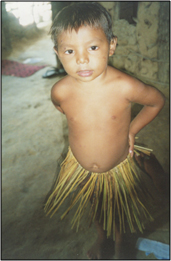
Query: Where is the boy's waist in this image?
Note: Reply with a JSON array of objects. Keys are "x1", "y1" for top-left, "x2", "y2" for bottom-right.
[
  {"x1": 68, "y1": 140, "x2": 130, "y2": 173},
  {"x1": 63, "y1": 144, "x2": 152, "y2": 175}
]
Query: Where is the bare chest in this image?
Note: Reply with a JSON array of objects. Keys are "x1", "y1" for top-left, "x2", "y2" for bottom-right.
[{"x1": 61, "y1": 89, "x2": 131, "y2": 127}]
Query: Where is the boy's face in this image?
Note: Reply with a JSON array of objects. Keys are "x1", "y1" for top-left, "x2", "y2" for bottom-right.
[{"x1": 54, "y1": 26, "x2": 117, "y2": 83}]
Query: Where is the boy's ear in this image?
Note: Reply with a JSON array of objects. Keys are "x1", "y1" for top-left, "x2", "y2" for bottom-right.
[{"x1": 109, "y1": 36, "x2": 117, "y2": 57}]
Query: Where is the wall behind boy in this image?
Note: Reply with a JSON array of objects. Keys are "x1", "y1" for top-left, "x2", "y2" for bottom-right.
[{"x1": 100, "y1": 2, "x2": 169, "y2": 89}]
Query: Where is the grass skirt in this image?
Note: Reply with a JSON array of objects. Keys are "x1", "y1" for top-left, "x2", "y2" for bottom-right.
[{"x1": 44, "y1": 146, "x2": 160, "y2": 239}]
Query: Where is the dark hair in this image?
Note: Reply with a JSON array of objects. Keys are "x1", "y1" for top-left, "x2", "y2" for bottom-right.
[{"x1": 50, "y1": 2, "x2": 114, "y2": 48}]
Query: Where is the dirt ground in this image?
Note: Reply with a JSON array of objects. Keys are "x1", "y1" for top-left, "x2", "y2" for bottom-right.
[{"x1": 2, "y1": 26, "x2": 170, "y2": 260}]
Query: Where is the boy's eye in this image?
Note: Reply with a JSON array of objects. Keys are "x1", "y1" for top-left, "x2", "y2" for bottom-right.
[
  {"x1": 89, "y1": 46, "x2": 98, "y2": 51},
  {"x1": 65, "y1": 50, "x2": 73, "y2": 54}
]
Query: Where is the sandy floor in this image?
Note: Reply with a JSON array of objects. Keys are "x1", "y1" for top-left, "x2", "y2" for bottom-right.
[{"x1": 2, "y1": 27, "x2": 169, "y2": 259}]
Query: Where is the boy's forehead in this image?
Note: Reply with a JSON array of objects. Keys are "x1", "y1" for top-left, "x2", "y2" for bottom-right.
[{"x1": 57, "y1": 25, "x2": 107, "y2": 45}]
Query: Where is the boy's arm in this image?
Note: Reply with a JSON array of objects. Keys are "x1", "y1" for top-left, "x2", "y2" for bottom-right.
[
  {"x1": 125, "y1": 77, "x2": 165, "y2": 157},
  {"x1": 51, "y1": 83, "x2": 65, "y2": 114}
]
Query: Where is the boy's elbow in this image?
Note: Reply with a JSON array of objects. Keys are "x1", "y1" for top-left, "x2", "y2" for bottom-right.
[
  {"x1": 161, "y1": 94, "x2": 166, "y2": 108},
  {"x1": 155, "y1": 94, "x2": 165, "y2": 112},
  {"x1": 153, "y1": 93, "x2": 165, "y2": 111}
]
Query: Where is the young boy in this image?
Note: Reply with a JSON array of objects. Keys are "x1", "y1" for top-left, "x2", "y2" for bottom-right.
[{"x1": 45, "y1": 2, "x2": 166, "y2": 259}]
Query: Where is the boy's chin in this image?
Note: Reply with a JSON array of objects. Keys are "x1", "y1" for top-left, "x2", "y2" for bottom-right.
[{"x1": 75, "y1": 76, "x2": 94, "y2": 82}]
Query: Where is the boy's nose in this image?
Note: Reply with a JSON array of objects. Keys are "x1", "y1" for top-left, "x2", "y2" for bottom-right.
[{"x1": 76, "y1": 52, "x2": 89, "y2": 64}]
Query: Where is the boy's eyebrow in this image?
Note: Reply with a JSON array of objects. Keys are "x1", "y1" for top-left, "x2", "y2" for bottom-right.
[
  {"x1": 58, "y1": 37, "x2": 104, "y2": 48},
  {"x1": 86, "y1": 38, "x2": 104, "y2": 44}
]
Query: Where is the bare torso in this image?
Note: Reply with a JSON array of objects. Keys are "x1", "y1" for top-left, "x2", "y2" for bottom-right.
[{"x1": 53, "y1": 67, "x2": 132, "y2": 172}]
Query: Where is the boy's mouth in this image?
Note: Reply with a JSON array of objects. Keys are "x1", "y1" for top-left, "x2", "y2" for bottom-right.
[{"x1": 77, "y1": 70, "x2": 93, "y2": 77}]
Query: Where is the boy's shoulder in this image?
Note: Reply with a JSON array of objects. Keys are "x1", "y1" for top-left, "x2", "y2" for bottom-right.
[
  {"x1": 107, "y1": 66, "x2": 149, "y2": 102},
  {"x1": 108, "y1": 66, "x2": 135, "y2": 84},
  {"x1": 108, "y1": 66, "x2": 144, "y2": 91},
  {"x1": 52, "y1": 75, "x2": 71, "y2": 91},
  {"x1": 51, "y1": 75, "x2": 74, "y2": 107},
  {"x1": 51, "y1": 75, "x2": 72, "y2": 96}
]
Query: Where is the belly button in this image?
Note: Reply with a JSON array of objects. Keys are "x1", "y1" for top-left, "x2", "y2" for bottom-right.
[{"x1": 92, "y1": 164, "x2": 99, "y2": 170}]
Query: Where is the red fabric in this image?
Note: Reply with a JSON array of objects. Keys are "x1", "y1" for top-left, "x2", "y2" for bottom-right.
[{"x1": 2, "y1": 60, "x2": 47, "y2": 77}]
